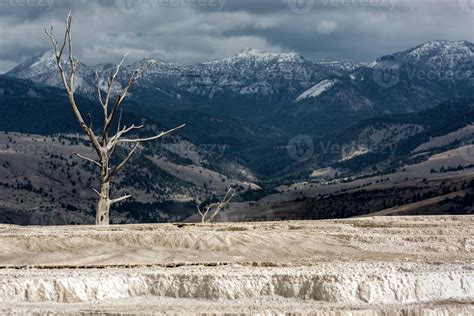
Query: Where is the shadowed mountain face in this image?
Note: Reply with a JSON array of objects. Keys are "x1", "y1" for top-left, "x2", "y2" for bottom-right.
[
  {"x1": 7, "y1": 41, "x2": 474, "y2": 136},
  {"x1": 6, "y1": 49, "x2": 362, "y2": 120},
  {"x1": 0, "y1": 76, "x2": 261, "y2": 225},
  {"x1": 270, "y1": 41, "x2": 474, "y2": 135},
  {"x1": 1, "y1": 41, "x2": 474, "y2": 224}
]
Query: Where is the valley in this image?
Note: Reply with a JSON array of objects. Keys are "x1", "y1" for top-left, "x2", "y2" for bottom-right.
[
  {"x1": 1, "y1": 3, "x2": 473, "y2": 315},
  {"x1": 1, "y1": 40, "x2": 474, "y2": 224}
]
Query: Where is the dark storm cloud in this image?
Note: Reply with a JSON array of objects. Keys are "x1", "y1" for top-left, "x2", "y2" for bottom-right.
[
  {"x1": 0, "y1": 0, "x2": 473, "y2": 73},
  {"x1": 217, "y1": 0, "x2": 474, "y2": 61}
]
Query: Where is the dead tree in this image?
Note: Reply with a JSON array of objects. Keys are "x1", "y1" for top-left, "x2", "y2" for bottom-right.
[
  {"x1": 45, "y1": 13, "x2": 184, "y2": 225},
  {"x1": 197, "y1": 188, "x2": 235, "y2": 223}
]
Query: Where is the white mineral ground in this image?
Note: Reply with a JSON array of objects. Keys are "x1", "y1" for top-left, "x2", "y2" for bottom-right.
[{"x1": 0, "y1": 216, "x2": 473, "y2": 315}]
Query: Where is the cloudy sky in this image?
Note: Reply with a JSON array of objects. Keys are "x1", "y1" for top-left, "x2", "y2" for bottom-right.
[{"x1": 0, "y1": 0, "x2": 473, "y2": 73}]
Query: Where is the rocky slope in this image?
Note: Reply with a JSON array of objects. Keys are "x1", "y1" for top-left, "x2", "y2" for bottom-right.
[
  {"x1": 7, "y1": 48, "x2": 362, "y2": 106},
  {"x1": 270, "y1": 40, "x2": 474, "y2": 135},
  {"x1": 2, "y1": 74, "x2": 474, "y2": 224},
  {"x1": 6, "y1": 41, "x2": 474, "y2": 135},
  {"x1": 0, "y1": 132, "x2": 261, "y2": 225}
]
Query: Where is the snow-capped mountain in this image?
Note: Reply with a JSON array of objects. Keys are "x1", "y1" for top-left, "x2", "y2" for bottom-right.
[
  {"x1": 272, "y1": 40, "x2": 474, "y2": 135},
  {"x1": 175, "y1": 49, "x2": 360, "y2": 98},
  {"x1": 7, "y1": 48, "x2": 362, "y2": 101},
  {"x1": 398, "y1": 40, "x2": 474, "y2": 71},
  {"x1": 7, "y1": 51, "x2": 113, "y2": 96},
  {"x1": 296, "y1": 40, "x2": 474, "y2": 103},
  {"x1": 6, "y1": 41, "x2": 474, "y2": 136}
]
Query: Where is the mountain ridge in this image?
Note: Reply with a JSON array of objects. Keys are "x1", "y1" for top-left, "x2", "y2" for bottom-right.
[{"x1": 5, "y1": 40, "x2": 474, "y2": 135}]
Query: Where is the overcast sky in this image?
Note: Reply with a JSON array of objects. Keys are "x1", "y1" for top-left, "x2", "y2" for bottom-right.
[{"x1": 0, "y1": 0, "x2": 473, "y2": 73}]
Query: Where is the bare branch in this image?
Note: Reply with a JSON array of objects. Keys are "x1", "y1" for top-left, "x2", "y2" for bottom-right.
[
  {"x1": 196, "y1": 189, "x2": 236, "y2": 223},
  {"x1": 107, "y1": 143, "x2": 140, "y2": 181},
  {"x1": 107, "y1": 124, "x2": 144, "y2": 151},
  {"x1": 197, "y1": 205, "x2": 203, "y2": 217},
  {"x1": 45, "y1": 13, "x2": 102, "y2": 157},
  {"x1": 103, "y1": 91, "x2": 128, "y2": 139},
  {"x1": 109, "y1": 109, "x2": 124, "y2": 156},
  {"x1": 110, "y1": 195, "x2": 132, "y2": 205},
  {"x1": 92, "y1": 188, "x2": 104, "y2": 199},
  {"x1": 104, "y1": 52, "x2": 129, "y2": 111},
  {"x1": 66, "y1": 14, "x2": 76, "y2": 92},
  {"x1": 101, "y1": 53, "x2": 130, "y2": 139},
  {"x1": 116, "y1": 109, "x2": 123, "y2": 134},
  {"x1": 74, "y1": 152, "x2": 101, "y2": 167},
  {"x1": 206, "y1": 188, "x2": 236, "y2": 223},
  {"x1": 44, "y1": 23, "x2": 59, "y2": 57},
  {"x1": 197, "y1": 204, "x2": 212, "y2": 224},
  {"x1": 87, "y1": 113, "x2": 93, "y2": 130},
  {"x1": 117, "y1": 124, "x2": 185, "y2": 144},
  {"x1": 44, "y1": 23, "x2": 69, "y2": 91},
  {"x1": 96, "y1": 70, "x2": 105, "y2": 109},
  {"x1": 222, "y1": 188, "x2": 236, "y2": 204},
  {"x1": 103, "y1": 59, "x2": 157, "y2": 137}
]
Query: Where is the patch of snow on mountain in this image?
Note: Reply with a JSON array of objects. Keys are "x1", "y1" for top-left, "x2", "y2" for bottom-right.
[
  {"x1": 229, "y1": 48, "x2": 305, "y2": 63},
  {"x1": 315, "y1": 60, "x2": 365, "y2": 72},
  {"x1": 407, "y1": 41, "x2": 473, "y2": 61},
  {"x1": 296, "y1": 79, "x2": 338, "y2": 101},
  {"x1": 366, "y1": 60, "x2": 378, "y2": 68},
  {"x1": 341, "y1": 147, "x2": 369, "y2": 161},
  {"x1": 29, "y1": 51, "x2": 56, "y2": 69}
]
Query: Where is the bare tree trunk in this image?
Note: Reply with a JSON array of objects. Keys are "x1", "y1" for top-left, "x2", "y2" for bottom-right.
[
  {"x1": 96, "y1": 160, "x2": 110, "y2": 225},
  {"x1": 96, "y1": 180, "x2": 110, "y2": 225},
  {"x1": 45, "y1": 13, "x2": 184, "y2": 225}
]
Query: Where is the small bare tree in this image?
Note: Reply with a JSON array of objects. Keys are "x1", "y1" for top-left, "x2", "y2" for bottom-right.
[
  {"x1": 197, "y1": 188, "x2": 235, "y2": 223},
  {"x1": 45, "y1": 13, "x2": 184, "y2": 225}
]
